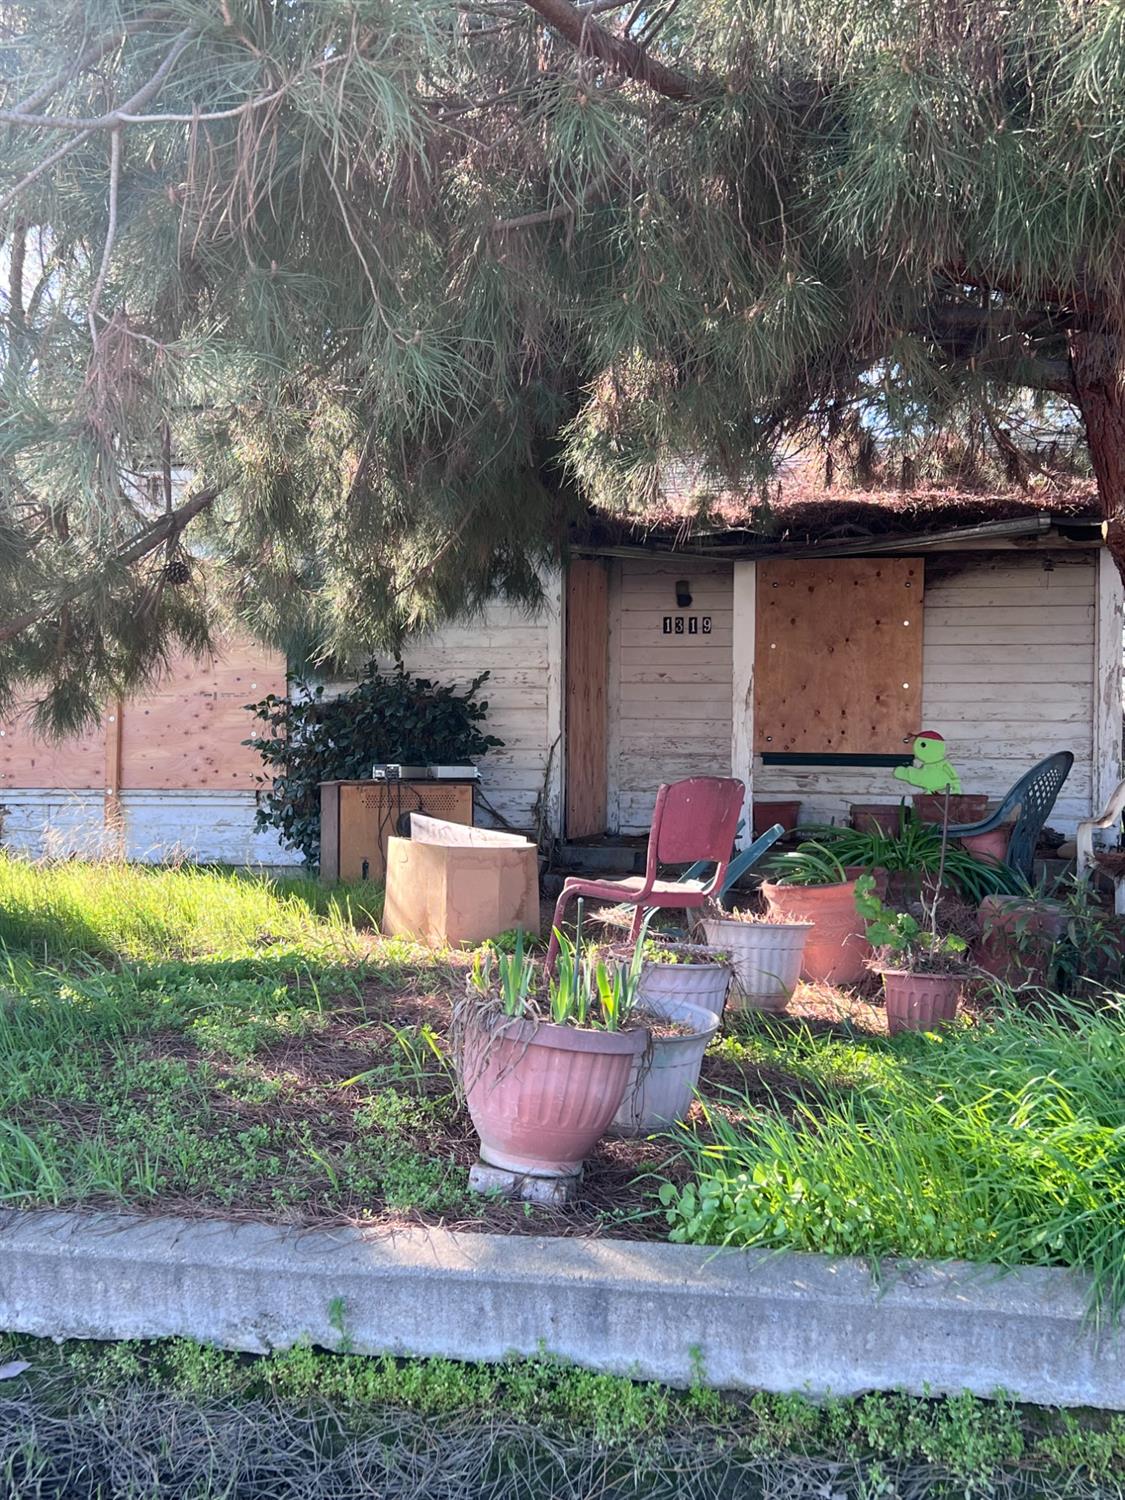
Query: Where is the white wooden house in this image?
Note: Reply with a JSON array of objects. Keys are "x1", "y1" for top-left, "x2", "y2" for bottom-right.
[
  {"x1": 391, "y1": 494, "x2": 1123, "y2": 851},
  {"x1": 2, "y1": 490, "x2": 1120, "y2": 863}
]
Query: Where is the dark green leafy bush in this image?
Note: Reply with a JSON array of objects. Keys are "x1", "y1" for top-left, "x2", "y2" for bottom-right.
[{"x1": 246, "y1": 662, "x2": 502, "y2": 864}]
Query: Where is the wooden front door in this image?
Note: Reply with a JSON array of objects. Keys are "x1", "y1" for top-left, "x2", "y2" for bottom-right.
[{"x1": 564, "y1": 559, "x2": 609, "y2": 838}]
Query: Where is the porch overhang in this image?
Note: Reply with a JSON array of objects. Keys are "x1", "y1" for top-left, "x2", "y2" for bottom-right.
[{"x1": 573, "y1": 512, "x2": 1104, "y2": 563}]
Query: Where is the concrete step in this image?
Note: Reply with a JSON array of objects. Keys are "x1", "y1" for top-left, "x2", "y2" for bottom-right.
[{"x1": 554, "y1": 842, "x2": 645, "y2": 875}]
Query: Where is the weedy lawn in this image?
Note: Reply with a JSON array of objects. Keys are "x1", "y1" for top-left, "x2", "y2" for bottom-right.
[{"x1": 0, "y1": 855, "x2": 1123, "y2": 1314}]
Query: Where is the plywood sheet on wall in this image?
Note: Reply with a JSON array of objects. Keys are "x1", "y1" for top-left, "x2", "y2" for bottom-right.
[
  {"x1": 565, "y1": 559, "x2": 609, "y2": 838},
  {"x1": 0, "y1": 715, "x2": 104, "y2": 790},
  {"x1": 121, "y1": 643, "x2": 284, "y2": 789},
  {"x1": 754, "y1": 558, "x2": 922, "y2": 754},
  {"x1": 0, "y1": 641, "x2": 285, "y2": 792}
]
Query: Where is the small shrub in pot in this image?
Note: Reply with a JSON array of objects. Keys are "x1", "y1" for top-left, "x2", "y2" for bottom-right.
[
  {"x1": 630, "y1": 937, "x2": 733, "y2": 1017},
  {"x1": 855, "y1": 875, "x2": 972, "y2": 1034}
]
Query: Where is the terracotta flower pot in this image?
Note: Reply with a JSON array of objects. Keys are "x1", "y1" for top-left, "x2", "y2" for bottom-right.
[
  {"x1": 752, "y1": 799, "x2": 801, "y2": 838},
  {"x1": 850, "y1": 802, "x2": 905, "y2": 836},
  {"x1": 635, "y1": 945, "x2": 732, "y2": 1017},
  {"x1": 611, "y1": 998, "x2": 719, "y2": 1136},
  {"x1": 760, "y1": 879, "x2": 869, "y2": 986},
  {"x1": 882, "y1": 970, "x2": 962, "y2": 1034},
  {"x1": 959, "y1": 827, "x2": 1011, "y2": 864},
  {"x1": 700, "y1": 915, "x2": 810, "y2": 1011},
  {"x1": 459, "y1": 1012, "x2": 648, "y2": 1177},
  {"x1": 975, "y1": 895, "x2": 1066, "y2": 990},
  {"x1": 913, "y1": 793, "x2": 989, "y2": 826}
]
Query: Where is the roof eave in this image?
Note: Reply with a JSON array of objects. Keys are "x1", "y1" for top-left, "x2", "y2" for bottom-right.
[{"x1": 573, "y1": 512, "x2": 1104, "y2": 562}]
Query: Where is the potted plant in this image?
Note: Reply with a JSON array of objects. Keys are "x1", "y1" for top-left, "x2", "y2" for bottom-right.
[
  {"x1": 697, "y1": 904, "x2": 811, "y2": 1011},
  {"x1": 760, "y1": 841, "x2": 870, "y2": 985},
  {"x1": 574, "y1": 937, "x2": 724, "y2": 1136},
  {"x1": 752, "y1": 798, "x2": 801, "y2": 837},
  {"x1": 631, "y1": 936, "x2": 733, "y2": 1017},
  {"x1": 610, "y1": 993, "x2": 720, "y2": 1136},
  {"x1": 976, "y1": 890, "x2": 1067, "y2": 991},
  {"x1": 799, "y1": 821, "x2": 1023, "y2": 907},
  {"x1": 849, "y1": 801, "x2": 907, "y2": 836},
  {"x1": 455, "y1": 922, "x2": 649, "y2": 1178},
  {"x1": 855, "y1": 875, "x2": 971, "y2": 1033}
]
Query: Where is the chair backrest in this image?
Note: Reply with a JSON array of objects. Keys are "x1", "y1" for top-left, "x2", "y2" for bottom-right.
[
  {"x1": 999, "y1": 751, "x2": 1074, "y2": 878},
  {"x1": 645, "y1": 777, "x2": 745, "y2": 885}
]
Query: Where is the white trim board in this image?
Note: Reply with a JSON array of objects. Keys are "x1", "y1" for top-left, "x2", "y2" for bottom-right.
[
  {"x1": 731, "y1": 560, "x2": 756, "y2": 846},
  {"x1": 1093, "y1": 547, "x2": 1125, "y2": 819}
]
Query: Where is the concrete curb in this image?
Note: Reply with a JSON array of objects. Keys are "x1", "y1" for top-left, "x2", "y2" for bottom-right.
[{"x1": 0, "y1": 1209, "x2": 1121, "y2": 1408}]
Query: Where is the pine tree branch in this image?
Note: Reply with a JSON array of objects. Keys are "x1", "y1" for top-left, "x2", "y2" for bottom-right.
[
  {"x1": 87, "y1": 127, "x2": 121, "y2": 345},
  {"x1": 0, "y1": 27, "x2": 196, "y2": 132},
  {"x1": 0, "y1": 486, "x2": 218, "y2": 646},
  {"x1": 0, "y1": 127, "x2": 94, "y2": 218},
  {"x1": 518, "y1": 0, "x2": 699, "y2": 100},
  {"x1": 6, "y1": 22, "x2": 144, "y2": 117}
]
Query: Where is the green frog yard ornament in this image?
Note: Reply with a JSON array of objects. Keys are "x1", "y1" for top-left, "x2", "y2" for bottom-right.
[{"x1": 893, "y1": 731, "x2": 962, "y2": 795}]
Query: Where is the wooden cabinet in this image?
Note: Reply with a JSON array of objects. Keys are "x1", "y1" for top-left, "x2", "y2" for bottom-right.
[{"x1": 319, "y1": 780, "x2": 475, "y2": 884}]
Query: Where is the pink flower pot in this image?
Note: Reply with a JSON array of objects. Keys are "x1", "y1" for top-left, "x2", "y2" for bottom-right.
[
  {"x1": 882, "y1": 971, "x2": 962, "y2": 1034},
  {"x1": 459, "y1": 1013, "x2": 648, "y2": 1177},
  {"x1": 760, "y1": 878, "x2": 870, "y2": 986},
  {"x1": 913, "y1": 793, "x2": 989, "y2": 826},
  {"x1": 975, "y1": 895, "x2": 1066, "y2": 990},
  {"x1": 959, "y1": 827, "x2": 1011, "y2": 864}
]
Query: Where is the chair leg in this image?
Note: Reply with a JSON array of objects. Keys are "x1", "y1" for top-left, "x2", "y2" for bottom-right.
[
  {"x1": 544, "y1": 885, "x2": 578, "y2": 975},
  {"x1": 628, "y1": 903, "x2": 648, "y2": 943}
]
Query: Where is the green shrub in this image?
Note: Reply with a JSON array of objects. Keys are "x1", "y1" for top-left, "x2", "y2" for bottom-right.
[{"x1": 246, "y1": 660, "x2": 502, "y2": 863}]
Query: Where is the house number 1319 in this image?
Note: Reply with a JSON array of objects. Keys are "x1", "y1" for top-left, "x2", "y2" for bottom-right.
[{"x1": 662, "y1": 616, "x2": 712, "y2": 635}]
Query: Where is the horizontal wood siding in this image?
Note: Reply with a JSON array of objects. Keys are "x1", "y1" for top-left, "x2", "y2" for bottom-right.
[
  {"x1": 0, "y1": 790, "x2": 294, "y2": 864},
  {"x1": 754, "y1": 552, "x2": 1097, "y2": 834},
  {"x1": 611, "y1": 558, "x2": 734, "y2": 834},
  {"x1": 386, "y1": 600, "x2": 553, "y2": 832}
]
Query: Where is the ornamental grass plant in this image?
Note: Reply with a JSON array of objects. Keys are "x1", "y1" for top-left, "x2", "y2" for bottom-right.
[{"x1": 662, "y1": 996, "x2": 1125, "y2": 1317}]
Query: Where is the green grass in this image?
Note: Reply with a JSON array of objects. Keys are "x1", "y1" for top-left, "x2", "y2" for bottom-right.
[
  {"x1": 1, "y1": 1333, "x2": 1124, "y2": 1497},
  {"x1": 663, "y1": 1000, "x2": 1125, "y2": 1314},
  {"x1": 0, "y1": 853, "x2": 381, "y2": 962},
  {"x1": 2, "y1": 853, "x2": 1124, "y2": 1309},
  {"x1": 0, "y1": 856, "x2": 476, "y2": 1219}
]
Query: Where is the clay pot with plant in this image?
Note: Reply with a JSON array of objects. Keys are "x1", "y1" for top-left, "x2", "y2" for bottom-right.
[
  {"x1": 760, "y1": 841, "x2": 870, "y2": 985},
  {"x1": 455, "y1": 917, "x2": 649, "y2": 1178},
  {"x1": 629, "y1": 936, "x2": 733, "y2": 1017},
  {"x1": 697, "y1": 903, "x2": 811, "y2": 1011},
  {"x1": 855, "y1": 874, "x2": 972, "y2": 1034},
  {"x1": 975, "y1": 893, "x2": 1066, "y2": 991},
  {"x1": 802, "y1": 820, "x2": 1023, "y2": 908}
]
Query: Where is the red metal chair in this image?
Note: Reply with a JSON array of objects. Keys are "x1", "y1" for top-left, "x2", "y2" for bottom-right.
[{"x1": 544, "y1": 777, "x2": 746, "y2": 971}]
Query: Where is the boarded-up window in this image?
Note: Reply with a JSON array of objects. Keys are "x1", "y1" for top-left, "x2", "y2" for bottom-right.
[
  {"x1": 754, "y1": 559, "x2": 923, "y2": 755},
  {"x1": 0, "y1": 641, "x2": 285, "y2": 792}
]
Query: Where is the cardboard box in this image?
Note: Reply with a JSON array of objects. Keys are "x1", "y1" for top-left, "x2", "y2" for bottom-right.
[{"x1": 382, "y1": 820, "x2": 540, "y2": 946}]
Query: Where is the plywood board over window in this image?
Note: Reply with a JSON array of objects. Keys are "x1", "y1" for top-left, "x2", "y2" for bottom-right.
[
  {"x1": 0, "y1": 640, "x2": 285, "y2": 793},
  {"x1": 754, "y1": 558, "x2": 923, "y2": 755}
]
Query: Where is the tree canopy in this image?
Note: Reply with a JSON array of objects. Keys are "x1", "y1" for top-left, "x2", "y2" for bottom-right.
[{"x1": 1, "y1": 0, "x2": 1121, "y2": 728}]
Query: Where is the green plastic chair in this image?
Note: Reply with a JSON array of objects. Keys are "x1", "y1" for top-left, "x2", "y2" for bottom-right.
[
  {"x1": 944, "y1": 751, "x2": 1074, "y2": 881},
  {"x1": 678, "y1": 822, "x2": 785, "y2": 907}
]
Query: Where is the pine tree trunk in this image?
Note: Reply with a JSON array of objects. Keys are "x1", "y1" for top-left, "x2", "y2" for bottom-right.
[{"x1": 1069, "y1": 329, "x2": 1125, "y2": 581}]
